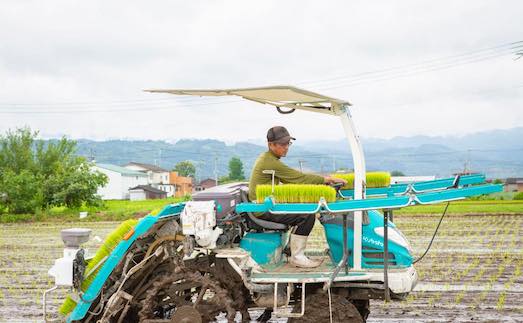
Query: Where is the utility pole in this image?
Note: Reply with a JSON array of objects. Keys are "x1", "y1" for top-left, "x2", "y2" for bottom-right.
[
  {"x1": 89, "y1": 148, "x2": 95, "y2": 163},
  {"x1": 195, "y1": 161, "x2": 205, "y2": 185},
  {"x1": 463, "y1": 148, "x2": 471, "y2": 174},
  {"x1": 214, "y1": 155, "x2": 218, "y2": 185},
  {"x1": 332, "y1": 156, "x2": 337, "y2": 172}
]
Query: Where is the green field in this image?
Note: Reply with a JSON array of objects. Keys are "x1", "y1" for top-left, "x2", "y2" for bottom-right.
[
  {"x1": 1, "y1": 213, "x2": 521, "y2": 322},
  {"x1": 2, "y1": 198, "x2": 523, "y2": 224},
  {"x1": 0, "y1": 197, "x2": 187, "y2": 223}
]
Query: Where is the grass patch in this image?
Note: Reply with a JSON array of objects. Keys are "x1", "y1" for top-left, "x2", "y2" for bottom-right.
[
  {"x1": 2, "y1": 194, "x2": 522, "y2": 223},
  {"x1": 0, "y1": 197, "x2": 187, "y2": 223}
]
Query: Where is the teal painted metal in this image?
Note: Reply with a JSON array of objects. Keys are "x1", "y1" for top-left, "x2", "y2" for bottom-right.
[
  {"x1": 340, "y1": 174, "x2": 487, "y2": 198},
  {"x1": 239, "y1": 232, "x2": 285, "y2": 265},
  {"x1": 412, "y1": 174, "x2": 485, "y2": 192},
  {"x1": 415, "y1": 184, "x2": 503, "y2": 204},
  {"x1": 323, "y1": 211, "x2": 413, "y2": 269},
  {"x1": 235, "y1": 183, "x2": 502, "y2": 214},
  {"x1": 236, "y1": 203, "x2": 267, "y2": 213},
  {"x1": 68, "y1": 203, "x2": 185, "y2": 322},
  {"x1": 236, "y1": 196, "x2": 411, "y2": 214},
  {"x1": 325, "y1": 196, "x2": 410, "y2": 212},
  {"x1": 340, "y1": 184, "x2": 408, "y2": 198}
]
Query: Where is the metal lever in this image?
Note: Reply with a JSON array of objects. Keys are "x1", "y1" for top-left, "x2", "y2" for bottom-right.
[
  {"x1": 383, "y1": 209, "x2": 391, "y2": 302},
  {"x1": 262, "y1": 170, "x2": 276, "y2": 194},
  {"x1": 324, "y1": 213, "x2": 350, "y2": 291}
]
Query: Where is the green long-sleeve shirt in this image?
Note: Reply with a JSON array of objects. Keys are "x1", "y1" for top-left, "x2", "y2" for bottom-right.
[{"x1": 248, "y1": 151, "x2": 325, "y2": 201}]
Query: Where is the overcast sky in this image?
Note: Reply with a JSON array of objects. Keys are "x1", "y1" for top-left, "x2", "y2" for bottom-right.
[{"x1": 0, "y1": 0, "x2": 522, "y2": 143}]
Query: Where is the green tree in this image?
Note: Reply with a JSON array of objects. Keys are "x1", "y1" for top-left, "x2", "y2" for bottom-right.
[
  {"x1": 390, "y1": 170, "x2": 405, "y2": 176},
  {"x1": 0, "y1": 128, "x2": 108, "y2": 214},
  {"x1": 218, "y1": 175, "x2": 233, "y2": 184},
  {"x1": 228, "y1": 157, "x2": 245, "y2": 181},
  {"x1": 0, "y1": 169, "x2": 42, "y2": 214},
  {"x1": 173, "y1": 161, "x2": 196, "y2": 178}
]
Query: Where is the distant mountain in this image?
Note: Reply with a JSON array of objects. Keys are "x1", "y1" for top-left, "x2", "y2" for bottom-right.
[{"x1": 73, "y1": 127, "x2": 523, "y2": 180}]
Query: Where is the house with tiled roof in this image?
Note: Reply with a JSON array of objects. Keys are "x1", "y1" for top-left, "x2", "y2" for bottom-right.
[
  {"x1": 505, "y1": 178, "x2": 523, "y2": 192},
  {"x1": 124, "y1": 162, "x2": 175, "y2": 197},
  {"x1": 94, "y1": 163, "x2": 148, "y2": 200},
  {"x1": 129, "y1": 185, "x2": 168, "y2": 201},
  {"x1": 195, "y1": 178, "x2": 217, "y2": 191}
]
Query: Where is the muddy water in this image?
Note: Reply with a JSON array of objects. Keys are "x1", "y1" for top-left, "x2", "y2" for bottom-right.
[{"x1": 0, "y1": 214, "x2": 522, "y2": 322}]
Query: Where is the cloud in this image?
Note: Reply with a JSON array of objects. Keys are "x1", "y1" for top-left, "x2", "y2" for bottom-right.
[{"x1": 0, "y1": 0, "x2": 522, "y2": 141}]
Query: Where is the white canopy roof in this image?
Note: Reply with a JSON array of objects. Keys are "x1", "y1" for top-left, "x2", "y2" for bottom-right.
[{"x1": 145, "y1": 85, "x2": 351, "y2": 115}]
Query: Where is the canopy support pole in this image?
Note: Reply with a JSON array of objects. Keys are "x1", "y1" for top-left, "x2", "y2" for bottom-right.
[{"x1": 339, "y1": 106, "x2": 366, "y2": 270}]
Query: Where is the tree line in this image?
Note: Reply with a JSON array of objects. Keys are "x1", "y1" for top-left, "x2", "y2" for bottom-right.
[
  {"x1": 173, "y1": 157, "x2": 246, "y2": 183},
  {"x1": 0, "y1": 128, "x2": 108, "y2": 214},
  {"x1": 0, "y1": 128, "x2": 248, "y2": 215}
]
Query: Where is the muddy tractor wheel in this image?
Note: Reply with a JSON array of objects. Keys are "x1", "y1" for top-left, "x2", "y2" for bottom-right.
[
  {"x1": 289, "y1": 292, "x2": 363, "y2": 323},
  {"x1": 138, "y1": 270, "x2": 236, "y2": 323},
  {"x1": 351, "y1": 299, "x2": 370, "y2": 322}
]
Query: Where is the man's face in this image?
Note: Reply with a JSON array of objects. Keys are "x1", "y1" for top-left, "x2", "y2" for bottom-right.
[{"x1": 269, "y1": 141, "x2": 292, "y2": 158}]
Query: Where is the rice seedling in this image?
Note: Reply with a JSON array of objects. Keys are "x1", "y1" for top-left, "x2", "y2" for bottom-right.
[
  {"x1": 331, "y1": 171, "x2": 391, "y2": 189},
  {"x1": 454, "y1": 289, "x2": 466, "y2": 304},
  {"x1": 496, "y1": 291, "x2": 506, "y2": 311},
  {"x1": 256, "y1": 184, "x2": 336, "y2": 203}
]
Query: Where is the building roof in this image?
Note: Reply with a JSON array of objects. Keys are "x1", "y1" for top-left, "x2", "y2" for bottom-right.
[
  {"x1": 96, "y1": 163, "x2": 148, "y2": 177},
  {"x1": 506, "y1": 178, "x2": 523, "y2": 184},
  {"x1": 129, "y1": 185, "x2": 167, "y2": 194},
  {"x1": 145, "y1": 85, "x2": 350, "y2": 116},
  {"x1": 125, "y1": 162, "x2": 169, "y2": 173},
  {"x1": 199, "y1": 178, "x2": 217, "y2": 184}
]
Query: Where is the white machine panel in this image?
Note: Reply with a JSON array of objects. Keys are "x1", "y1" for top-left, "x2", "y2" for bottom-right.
[{"x1": 181, "y1": 201, "x2": 222, "y2": 249}]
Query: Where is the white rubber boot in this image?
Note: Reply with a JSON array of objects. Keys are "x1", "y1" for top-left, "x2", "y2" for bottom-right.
[{"x1": 289, "y1": 234, "x2": 321, "y2": 268}]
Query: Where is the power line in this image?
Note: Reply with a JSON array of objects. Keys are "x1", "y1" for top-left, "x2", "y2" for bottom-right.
[
  {"x1": 0, "y1": 98, "x2": 242, "y2": 114},
  {"x1": 297, "y1": 41, "x2": 523, "y2": 88},
  {"x1": 0, "y1": 95, "x2": 211, "y2": 107},
  {"x1": 0, "y1": 40, "x2": 521, "y2": 114},
  {"x1": 86, "y1": 147, "x2": 523, "y2": 162},
  {"x1": 315, "y1": 46, "x2": 522, "y2": 90}
]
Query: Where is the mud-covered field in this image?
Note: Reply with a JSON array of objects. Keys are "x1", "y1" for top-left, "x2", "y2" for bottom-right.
[{"x1": 0, "y1": 213, "x2": 522, "y2": 322}]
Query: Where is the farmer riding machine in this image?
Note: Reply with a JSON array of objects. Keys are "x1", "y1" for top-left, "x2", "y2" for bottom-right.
[{"x1": 44, "y1": 86, "x2": 502, "y2": 322}]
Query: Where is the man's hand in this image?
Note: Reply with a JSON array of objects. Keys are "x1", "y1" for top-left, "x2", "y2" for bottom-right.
[{"x1": 323, "y1": 176, "x2": 348, "y2": 186}]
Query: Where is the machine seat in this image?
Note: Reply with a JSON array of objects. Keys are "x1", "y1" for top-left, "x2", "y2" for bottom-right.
[
  {"x1": 240, "y1": 187, "x2": 288, "y2": 231},
  {"x1": 246, "y1": 213, "x2": 288, "y2": 231}
]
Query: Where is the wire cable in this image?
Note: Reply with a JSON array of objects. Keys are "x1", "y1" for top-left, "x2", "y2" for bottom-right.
[
  {"x1": 413, "y1": 202, "x2": 450, "y2": 264},
  {"x1": 0, "y1": 40, "x2": 521, "y2": 113},
  {"x1": 297, "y1": 41, "x2": 523, "y2": 87}
]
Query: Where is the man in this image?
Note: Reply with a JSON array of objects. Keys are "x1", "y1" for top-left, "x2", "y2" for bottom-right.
[{"x1": 248, "y1": 126, "x2": 347, "y2": 268}]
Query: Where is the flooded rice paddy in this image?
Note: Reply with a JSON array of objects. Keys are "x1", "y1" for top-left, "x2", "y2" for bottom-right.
[{"x1": 0, "y1": 213, "x2": 521, "y2": 322}]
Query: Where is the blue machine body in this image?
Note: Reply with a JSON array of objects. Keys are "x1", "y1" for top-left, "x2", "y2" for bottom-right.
[
  {"x1": 322, "y1": 210, "x2": 413, "y2": 268},
  {"x1": 65, "y1": 174, "x2": 502, "y2": 321},
  {"x1": 240, "y1": 232, "x2": 286, "y2": 265}
]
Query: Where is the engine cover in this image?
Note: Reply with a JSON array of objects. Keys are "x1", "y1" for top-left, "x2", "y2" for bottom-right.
[{"x1": 181, "y1": 201, "x2": 223, "y2": 249}]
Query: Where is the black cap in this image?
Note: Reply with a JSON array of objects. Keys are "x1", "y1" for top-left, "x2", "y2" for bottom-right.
[{"x1": 267, "y1": 126, "x2": 296, "y2": 144}]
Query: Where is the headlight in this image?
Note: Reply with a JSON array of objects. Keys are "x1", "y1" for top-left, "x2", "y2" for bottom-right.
[{"x1": 374, "y1": 226, "x2": 413, "y2": 254}]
